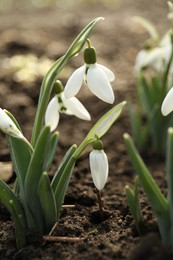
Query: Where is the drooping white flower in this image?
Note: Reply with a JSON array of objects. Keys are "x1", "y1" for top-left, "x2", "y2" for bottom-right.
[
  {"x1": 0, "y1": 108, "x2": 24, "y2": 138},
  {"x1": 89, "y1": 140, "x2": 108, "y2": 191},
  {"x1": 45, "y1": 92, "x2": 91, "y2": 131},
  {"x1": 134, "y1": 31, "x2": 173, "y2": 74},
  {"x1": 161, "y1": 87, "x2": 173, "y2": 116},
  {"x1": 64, "y1": 47, "x2": 115, "y2": 104}
]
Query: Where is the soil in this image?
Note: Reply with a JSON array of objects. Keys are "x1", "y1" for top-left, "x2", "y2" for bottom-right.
[{"x1": 0, "y1": 0, "x2": 172, "y2": 259}]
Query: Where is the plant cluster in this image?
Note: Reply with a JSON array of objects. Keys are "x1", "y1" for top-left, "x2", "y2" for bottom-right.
[
  {"x1": 0, "y1": 17, "x2": 126, "y2": 249},
  {"x1": 125, "y1": 1, "x2": 173, "y2": 253},
  {"x1": 129, "y1": 2, "x2": 173, "y2": 155}
]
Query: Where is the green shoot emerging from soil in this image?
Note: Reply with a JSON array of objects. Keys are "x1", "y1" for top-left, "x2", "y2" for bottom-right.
[
  {"x1": 0, "y1": 17, "x2": 126, "y2": 249},
  {"x1": 124, "y1": 129, "x2": 173, "y2": 250}
]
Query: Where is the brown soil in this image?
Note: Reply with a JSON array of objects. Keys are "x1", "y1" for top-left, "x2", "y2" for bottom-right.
[{"x1": 0, "y1": 0, "x2": 172, "y2": 259}]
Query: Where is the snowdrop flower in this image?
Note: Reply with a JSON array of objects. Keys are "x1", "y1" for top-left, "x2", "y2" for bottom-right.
[
  {"x1": 134, "y1": 48, "x2": 165, "y2": 73},
  {"x1": 0, "y1": 108, "x2": 24, "y2": 138},
  {"x1": 161, "y1": 87, "x2": 173, "y2": 116},
  {"x1": 89, "y1": 139, "x2": 108, "y2": 191},
  {"x1": 45, "y1": 81, "x2": 91, "y2": 131},
  {"x1": 135, "y1": 32, "x2": 173, "y2": 74},
  {"x1": 64, "y1": 46, "x2": 115, "y2": 104}
]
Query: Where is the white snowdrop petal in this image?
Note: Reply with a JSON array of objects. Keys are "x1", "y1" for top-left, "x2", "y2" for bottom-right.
[
  {"x1": 97, "y1": 64, "x2": 115, "y2": 82},
  {"x1": 0, "y1": 108, "x2": 16, "y2": 129},
  {"x1": 0, "y1": 108, "x2": 24, "y2": 138},
  {"x1": 161, "y1": 87, "x2": 173, "y2": 116},
  {"x1": 89, "y1": 150, "x2": 108, "y2": 191},
  {"x1": 45, "y1": 96, "x2": 60, "y2": 131},
  {"x1": 64, "y1": 65, "x2": 85, "y2": 98},
  {"x1": 63, "y1": 96, "x2": 91, "y2": 120},
  {"x1": 134, "y1": 50, "x2": 148, "y2": 73},
  {"x1": 87, "y1": 64, "x2": 115, "y2": 104}
]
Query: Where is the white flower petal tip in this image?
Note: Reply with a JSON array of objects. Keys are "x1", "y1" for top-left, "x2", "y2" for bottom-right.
[
  {"x1": 89, "y1": 149, "x2": 108, "y2": 191},
  {"x1": 0, "y1": 108, "x2": 24, "y2": 138},
  {"x1": 87, "y1": 64, "x2": 115, "y2": 104},
  {"x1": 63, "y1": 96, "x2": 91, "y2": 121},
  {"x1": 45, "y1": 96, "x2": 60, "y2": 131},
  {"x1": 161, "y1": 87, "x2": 173, "y2": 116},
  {"x1": 97, "y1": 64, "x2": 115, "y2": 82}
]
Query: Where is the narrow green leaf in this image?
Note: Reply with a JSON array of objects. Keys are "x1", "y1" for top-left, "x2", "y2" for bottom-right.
[
  {"x1": 125, "y1": 176, "x2": 142, "y2": 234},
  {"x1": 51, "y1": 144, "x2": 77, "y2": 192},
  {"x1": 133, "y1": 16, "x2": 160, "y2": 42},
  {"x1": 25, "y1": 126, "x2": 51, "y2": 232},
  {"x1": 54, "y1": 158, "x2": 76, "y2": 218},
  {"x1": 0, "y1": 179, "x2": 27, "y2": 249},
  {"x1": 45, "y1": 131, "x2": 59, "y2": 171},
  {"x1": 38, "y1": 172, "x2": 57, "y2": 234},
  {"x1": 86, "y1": 101, "x2": 126, "y2": 140},
  {"x1": 124, "y1": 133, "x2": 171, "y2": 245},
  {"x1": 166, "y1": 127, "x2": 173, "y2": 247},
  {"x1": 139, "y1": 76, "x2": 154, "y2": 112},
  {"x1": 73, "y1": 102, "x2": 126, "y2": 159},
  {"x1": 7, "y1": 136, "x2": 33, "y2": 201},
  {"x1": 128, "y1": 103, "x2": 148, "y2": 150}
]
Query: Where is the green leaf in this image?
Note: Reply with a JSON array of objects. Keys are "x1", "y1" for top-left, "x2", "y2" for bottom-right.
[
  {"x1": 51, "y1": 145, "x2": 77, "y2": 218},
  {"x1": 133, "y1": 16, "x2": 160, "y2": 42},
  {"x1": 31, "y1": 17, "x2": 104, "y2": 147},
  {"x1": 125, "y1": 176, "x2": 142, "y2": 234},
  {"x1": 73, "y1": 102, "x2": 126, "y2": 158},
  {"x1": 7, "y1": 136, "x2": 33, "y2": 201},
  {"x1": 128, "y1": 103, "x2": 149, "y2": 151},
  {"x1": 0, "y1": 179, "x2": 27, "y2": 249},
  {"x1": 45, "y1": 131, "x2": 59, "y2": 171},
  {"x1": 54, "y1": 158, "x2": 76, "y2": 218},
  {"x1": 25, "y1": 126, "x2": 51, "y2": 232},
  {"x1": 124, "y1": 133, "x2": 171, "y2": 246},
  {"x1": 139, "y1": 76, "x2": 155, "y2": 113},
  {"x1": 38, "y1": 172, "x2": 57, "y2": 234},
  {"x1": 51, "y1": 144, "x2": 77, "y2": 192},
  {"x1": 86, "y1": 101, "x2": 126, "y2": 140},
  {"x1": 166, "y1": 127, "x2": 173, "y2": 247}
]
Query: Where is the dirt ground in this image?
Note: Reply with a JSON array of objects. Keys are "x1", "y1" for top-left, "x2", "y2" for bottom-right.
[{"x1": 0, "y1": 0, "x2": 172, "y2": 259}]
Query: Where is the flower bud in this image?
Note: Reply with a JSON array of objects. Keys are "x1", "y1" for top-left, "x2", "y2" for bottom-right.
[
  {"x1": 84, "y1": 47, "x2": 97, "y2": 64},
  {"x1": 53, "y1": 80, "x2": 64, "y2": 95},
  {"x1": 0, "y1": 108, "x2": 24, "y2": 138},
  {"x1": 89, "y1": 147, "x2": 108, "y2": 191}
]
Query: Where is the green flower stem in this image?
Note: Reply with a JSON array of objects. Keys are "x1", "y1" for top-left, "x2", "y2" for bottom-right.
[{"x1": 31, "y1": 17, "x2": 103, "y2": 147}]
